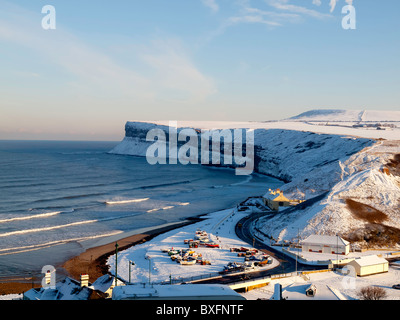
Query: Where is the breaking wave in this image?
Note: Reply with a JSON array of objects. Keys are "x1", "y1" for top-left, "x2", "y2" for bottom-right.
[
  {"x1": 0, "y1": 211, "x2": 61, "y2": 224},
  {"x1": 0, "y1": 231, "x2": 123, "y2": 256},
  {"x1": 0, "y1": 219, "x2": 98, "y2": 237},
  {"x1": 105, "y1": 198, "x2": 149, "y2": 205}
]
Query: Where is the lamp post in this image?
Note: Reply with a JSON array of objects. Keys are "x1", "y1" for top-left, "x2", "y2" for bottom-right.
[
  {"x1": 148, "y1": 255, "x2": 151, "y2": 285},
  {"x1": 336, "y1": 234, "x2": 339, "y2": 270},
  {"x1": 129, "y1": 260, "x2": 135, "y2": 284},
  {"x1": 115, "y1": 242, "x2": 119, "y2": 286}
]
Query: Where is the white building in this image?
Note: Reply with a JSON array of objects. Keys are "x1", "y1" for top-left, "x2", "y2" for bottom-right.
[
  {"x1": 301, "y1": 235, "x2": 350, "y2": 255},
  {"x1": 112, "y1": 284, "x2": 246, "y2": 300},
  {"x1": 347, "y1": 255, "x2": 389, "y2": 277}
]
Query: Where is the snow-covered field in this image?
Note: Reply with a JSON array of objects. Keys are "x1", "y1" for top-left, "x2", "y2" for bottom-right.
[
  {"x1": 107, "y1": 208, "x2": 279, "y2": 285},
  {"x1": 242, "y1": 266, "x2": 400, "y2": 300},
  {"x1": 255, "y1": 139, "x2": 400, "y2": 246},
  {"x1": 119, "y1": 108, "x2": 400, "y2": 141},
  {"x1": 111, "y1": 109, "x2": 400, "y2": 251}
]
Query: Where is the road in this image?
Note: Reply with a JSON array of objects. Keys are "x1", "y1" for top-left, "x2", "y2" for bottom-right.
[
  {"x1": 197, "y1": 213, "x2": 326, "y2": 284},
  {"x1": 196, "y1": 211, "x2": 326, "y2": 285}
]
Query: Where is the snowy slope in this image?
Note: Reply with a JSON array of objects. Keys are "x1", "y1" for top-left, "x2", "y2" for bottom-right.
[
  {"x1": 255, "y1": 140, "x2": 400, "y2": 248},
  {"x1": 110, "y1": 112, "x2": 400, "y2": 250},
  {"x1": 288, "y1": 109, "x2": 400, "y2": 122},
  {"x1": 110, "y1": 122, "x2": 374, "y2": 187}
]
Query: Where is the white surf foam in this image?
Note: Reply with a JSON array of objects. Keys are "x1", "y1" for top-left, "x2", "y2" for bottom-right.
[
  {"x1": 0, "y1": 211, "x2": 61, "y2": 224},
  {"x1": 105, "y1": 198, "x2": 149, "y2": 205},
  {"x1": 0, "y1": 231, "x2": 123, "y2": 256},
  {"x1": 0, "y1": 219, "x2": 98, "y2": 237}
]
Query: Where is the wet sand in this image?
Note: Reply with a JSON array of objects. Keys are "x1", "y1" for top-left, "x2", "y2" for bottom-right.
[{"x1": 0, "y1": 219, "x2": 202, "y2": 296}]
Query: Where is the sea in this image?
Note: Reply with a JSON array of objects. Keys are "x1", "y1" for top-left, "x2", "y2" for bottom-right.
[{"x1": 0, "y1": 140, "x2": 282, "y2": 280}]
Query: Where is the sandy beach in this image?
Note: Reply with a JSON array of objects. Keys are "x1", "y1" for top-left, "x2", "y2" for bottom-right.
[{"x1": 0, "y1": 219, "x2": 201, "y2": 296}]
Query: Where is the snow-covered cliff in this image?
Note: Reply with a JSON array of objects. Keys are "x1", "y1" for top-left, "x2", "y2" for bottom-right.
[
  {"x1": 110, "y1": 121, "x2": 373, "y2": 191},
  {"x1": 110, "y1": 121, "x2": 400, "y2": 249}
]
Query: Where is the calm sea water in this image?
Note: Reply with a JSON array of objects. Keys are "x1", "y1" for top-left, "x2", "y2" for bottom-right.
[{"x1": 0, "y1": 140, "x2": 282, "y2": 278}]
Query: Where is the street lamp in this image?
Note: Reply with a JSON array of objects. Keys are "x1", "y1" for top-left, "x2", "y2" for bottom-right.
[
  {"x1": 115, "y1": 242, "x2": 119, "y2": 286},
  {"x1": 336, "y1": 234, "x2": 339, "y2": 270},
  {"x1": 147, "y1": 255, "x2": 151, "y2": 285},
  {"x1": 129, "y1": 260, "x2": 135, "y2": 284}
]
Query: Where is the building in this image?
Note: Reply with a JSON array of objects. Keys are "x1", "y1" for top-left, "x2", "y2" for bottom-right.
[
  {"x1": 301, "y1": 235, "x2": 350, "y2": 255},
  {"x1": 263, "y1": 189, "x2": 304, "y2": 211},
  {"x1": 277, "y1": 283, "x2": 340, "y2": 300},
  {"x1": 91, "y1": 274, "x2": 117, "y2": 298},
  {"x1": 112, "y1": 284, "x2": 246, "y2": 300},
  {"x1": 23, "y1": 274, "x2": 115, "y2": 300},
  {"x1": 347, "y1": 255, "x2": 389, "y2": 277}
]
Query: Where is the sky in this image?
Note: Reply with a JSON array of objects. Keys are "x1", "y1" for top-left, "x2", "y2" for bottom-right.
[{"x1": 0, "y1": 0, "x2": 399, "y2": 141}]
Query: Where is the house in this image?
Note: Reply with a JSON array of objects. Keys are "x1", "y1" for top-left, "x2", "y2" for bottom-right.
[
  {"x1": 301, "y1": 235, "x2": 350, "y2": 255},
  {"x1": 91, "y1": 274, "x2": 117, "y2": 298},
  {"x1": 279, "y1": 283, "x2": 340, "y2": 300},
  {"x1": 263, "y1": 189, "x2": 304, "y2": 211},
  {"x1": 23, "y1": 274, "x2": 114, "y2": 300},
  {"x1": 347, "y1": 255, "x2": 389, "y2": 277}
]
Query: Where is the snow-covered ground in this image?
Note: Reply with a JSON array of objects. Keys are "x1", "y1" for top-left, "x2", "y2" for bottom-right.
[
  {"x1": 121, "y1": 107, "x2": 400, "y2": 140},
  {"x1": 110, "y1": 108, "x2": 400, "y2": 263},
  {"x1": 104, "y1": 204, "x2": 400, "y2": 300},
  {"x1": 0, "y1": 294, "x2": 22, "y2": 300},
  {"x1": 107, "y1": 208, "x2": 279, "y2": 285},
  {"x1": 255, "y1": 140, "x2": 400, "y2": 246},
  {"x1": 242, "y1": 266, "x2": 400, "y2": 300},
  {"x1": 105, "y1": 109, "x2": 400, "y2": 300}
]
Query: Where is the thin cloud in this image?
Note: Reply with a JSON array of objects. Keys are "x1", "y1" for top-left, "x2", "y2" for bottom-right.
[
  {"x1": 329, "y1": 0, "x2": 338, "y2": 12},
  {"x1": 266, "y1": 0, "x2": 331, "y2": 19},
  {"x1": 206, "y1": 0, "x2": 332, "y2": 42},
  {"x1": 201, "y1": 0, "x2": 219, "y2": 13},
  {"x1": 0, "y1": 1, "x2": 216, "y2": 105}
]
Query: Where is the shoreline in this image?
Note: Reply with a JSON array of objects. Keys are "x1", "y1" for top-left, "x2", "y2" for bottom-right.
[{"x1": 0, "y1": 217, "x2": 204, "y2": 296}]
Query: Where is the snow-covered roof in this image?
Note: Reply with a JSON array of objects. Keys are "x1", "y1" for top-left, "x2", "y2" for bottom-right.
[
  {"x1": 302, "y1": 235, "x2": 350, "y2": 247},
  {"x1": 24, "y1": 277, "x2": 93, "y2": 300},
  {"x1": 263, "y1": 190, "x2": 290, "y2": 202},
  {"x1": 112, "y1": 284, "x2": 246, "y2": 300},
  {"x1": 349, "y1": 255, "x2": 388, "y2": 267},
  {"x1": 91, "y1": 274, "x2": 115, "y2": 293}
]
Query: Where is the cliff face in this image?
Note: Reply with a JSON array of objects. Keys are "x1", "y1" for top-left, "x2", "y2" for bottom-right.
[
  {"x1": 110, "y1": 121, "x2": 374, "y2": 197},
  {"x1": 110, "y1": 121, "x2": 400, "y2": 248}
]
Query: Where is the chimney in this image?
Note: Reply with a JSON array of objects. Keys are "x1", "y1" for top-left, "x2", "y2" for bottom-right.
[
  {"x1": 80, "y1": 274, "x2": 89, "y2": 287},
  {"x1": 45, "y1": 271, "x2": 52, "y2": 286}
]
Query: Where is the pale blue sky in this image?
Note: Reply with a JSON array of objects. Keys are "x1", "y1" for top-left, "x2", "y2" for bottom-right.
[{"x1": 0, "y1": 0, "x2": 399, "y2": 140}]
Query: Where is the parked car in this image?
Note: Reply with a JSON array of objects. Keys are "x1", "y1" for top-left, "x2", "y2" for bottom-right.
[
  {"x1": 204, "y1": 242, "x2": 219, "y2": 248},
  {"x1": 392, "y1": 284, "x2": 400, "y2": 290}
]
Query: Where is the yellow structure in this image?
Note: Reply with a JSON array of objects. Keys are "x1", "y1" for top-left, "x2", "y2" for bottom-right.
[
  {"x1": 347, "y1": 255, "x2": 389, "y2": 277},
  {"x1": 263, "y1": 189, "x2": 304, "y2": 211}
]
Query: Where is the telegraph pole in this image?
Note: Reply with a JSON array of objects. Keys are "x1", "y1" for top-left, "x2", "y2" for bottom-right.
[
  {"x1": 148, "y1": 256, "x2": 151, "y2": 285},
  {"x1": 336, "y1": 234, "x2": 339, "y2": 270},
  {"x1": 129, "y1": 260, "x2": 135, "y2": 284},
  {"x1": 115, "y1": 242, "x2": 119, "y2": 286}
]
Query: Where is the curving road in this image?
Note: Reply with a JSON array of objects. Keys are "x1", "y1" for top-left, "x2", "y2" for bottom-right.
[
  {"x1": 235, "y1": 211, "x2": 331, "y2": 275},
  {"x1": 195, "y1": 211, "x2": 326, "y2": 285}
]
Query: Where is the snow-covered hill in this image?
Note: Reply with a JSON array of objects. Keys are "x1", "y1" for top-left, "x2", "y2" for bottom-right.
[
  {"x1": 110, "y1": 122, "x2": 373, "y2": 186},
  {"x1": 110, "y1": 111, "x2": 400, "y2": 250},
  {"x1": 255, "y1": 140, "x2": 400, "y2": 249},
  {"x1": 288, "y1": 109, "x2": 400, "y2": 122}
]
